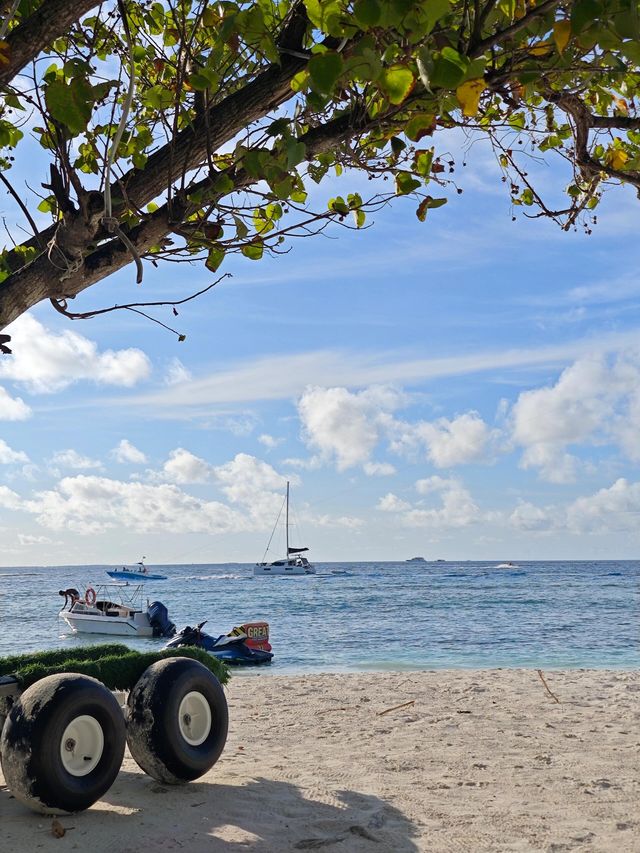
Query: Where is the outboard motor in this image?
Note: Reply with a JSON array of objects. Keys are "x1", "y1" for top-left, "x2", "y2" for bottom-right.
[{"x1": 147, "y1": 600, "x2": 176, "y2": 638}]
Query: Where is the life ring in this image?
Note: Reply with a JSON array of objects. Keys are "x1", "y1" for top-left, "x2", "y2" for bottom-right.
[{"x1": 85, "y1": 587, "x2": 97, "y2": 606}]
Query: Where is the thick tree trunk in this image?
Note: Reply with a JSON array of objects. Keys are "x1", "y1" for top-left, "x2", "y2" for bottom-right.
[
  {"x1": 0, "y1": 0, "x2": 97, "y2": 89},
  {"x1": 0, "y1": 111, "x2": 363, "y2": 327}
]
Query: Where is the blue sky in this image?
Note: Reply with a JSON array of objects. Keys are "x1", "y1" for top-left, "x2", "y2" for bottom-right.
[{"x1": 1, "y1": 133, "x2": 640, "y2": 566}]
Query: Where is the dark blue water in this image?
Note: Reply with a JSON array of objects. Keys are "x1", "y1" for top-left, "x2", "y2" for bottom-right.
[{"x1": 0, "y1": 561, "x2": 637, "y2": 672}]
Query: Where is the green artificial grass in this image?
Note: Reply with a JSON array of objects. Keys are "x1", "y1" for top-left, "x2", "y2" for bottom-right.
[{"x1": 0, "y1": 643, "x2": 229, "y2": 690}]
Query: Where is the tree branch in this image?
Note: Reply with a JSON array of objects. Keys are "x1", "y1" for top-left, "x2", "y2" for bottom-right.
[
  {"x1": 470, "y1": 0, "x2": 564, "y2": 58},
  {"x1": 0, "y1": 0, "x2": 97, "y2": 89}
]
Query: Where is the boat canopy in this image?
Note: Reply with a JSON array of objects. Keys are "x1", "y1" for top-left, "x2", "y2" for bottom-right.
[{"x1": 287, "y1": 546, "x2": 308, "y2": 554}]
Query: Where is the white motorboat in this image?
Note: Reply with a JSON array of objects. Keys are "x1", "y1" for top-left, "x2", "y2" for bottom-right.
[
  {"x1": 254, "y1": 481, "x2": 315, "y2": 576},
  {"x1": 58, "y1": 584, "x2": 175, "y2": 637},
  {"x1": 495, "y1": 562, "x2": 519, "y2": 569}
]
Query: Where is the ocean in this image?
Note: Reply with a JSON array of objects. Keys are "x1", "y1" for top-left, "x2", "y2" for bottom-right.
[{"x1": 0, "y1": 561, "x2": 637, "y2": 672}]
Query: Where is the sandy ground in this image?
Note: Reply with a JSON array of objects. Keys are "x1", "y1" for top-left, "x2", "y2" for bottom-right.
[{"x1": 1, "y1": 669, "x2": 638, "y2": 852}]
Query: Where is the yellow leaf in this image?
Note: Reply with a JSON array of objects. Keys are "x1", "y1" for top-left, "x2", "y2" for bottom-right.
[
  {"x1": 609, "y1": 149, "x2": 628, "y2": 170},
  {"x1": 612, "y1": 94, "x2": 628, "y2": 114},
  {"x1": 529, "y1": 39, "x2": 553, "y2": 56},
  {"x1": 553, "y1": 20, "x2": 571, "y2": 54},
  {"x1": 0, "y1": 40, "x2": 9, "y2": 66},
  {"x1": 456, "y1": 78, "x2": 485, "y2": 117}
]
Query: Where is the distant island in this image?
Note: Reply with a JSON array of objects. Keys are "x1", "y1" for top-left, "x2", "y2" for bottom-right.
[{"x1": 406, "y1": 556, "x2": 427, "y2": 563}]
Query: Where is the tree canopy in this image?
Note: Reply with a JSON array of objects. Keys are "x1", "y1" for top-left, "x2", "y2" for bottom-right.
[{"x1": 0, "y1": 0, "x2": 639, "y2": 348}]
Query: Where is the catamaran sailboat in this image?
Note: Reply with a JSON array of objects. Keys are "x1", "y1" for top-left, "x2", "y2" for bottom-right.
[{"x1": 254, "y1": 481, "x2": 315, "y2": 576}]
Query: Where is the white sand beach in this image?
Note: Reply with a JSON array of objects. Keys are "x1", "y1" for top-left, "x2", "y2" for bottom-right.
[{"x1": 1, "y1": 669, "x2": 638, "y2": 852}]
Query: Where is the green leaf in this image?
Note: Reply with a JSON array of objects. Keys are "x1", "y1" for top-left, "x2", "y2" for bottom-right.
[
  {"x1": 405, "y1": 113, "x2": 436, "y2": 141},
  {"x1": 571, "y1": 0, "x2": 602, "y2": 33},
  {"x1": 424, "y1": 0, "x2": 451, "y2": 33},
  {"x1": 329, "y1": 196, "x2": 349, "y2": 215},
  {"x1": 142, "y1": 84, "x2": 174, "y2": 110},
  {"x1": 205, "y1": 246, "x2": 225, "y2": 272},
  {"x1": 430, "y1": 47, "x2": 468, "y2": 89},
  {"x1": 212, "y1": 172, "x2": 234, "y2": 195},
  {"x1": 266, "y1": 118, "x2": 290, "y2": 137},
  {"x1": 416, "y1": 195, "x2": 447, "y2": 219},
  {"x1": 37, "y1": 196, "x2": 56, "y2": 214},
  {"x1": 308, "y1": 52, "x2": 344, "y2": 94},
  {"x1": 395, "y1": 172, "x2": 421, "y2": 195},
  {"x1": 242, "y1": 240, "x2": 264, "y2": 260},
  {"x1": 188, "y1": 73, "x2": 211, "y2": 91},
  {"x1": 45, "y1": 77, "x2": 94, "y2": 135},
  {"x1": 354, "y1": 0, "x2": 381, "y2": 27},
  {"x1": 414, "y1": 148, "x2": 434, "y2": 177},
  {"x1": 286, "y1": 138, "x2": 306, "y2": 169},
  {"x1": 291, "y1": 70, "x2": 309, "y2": 93},
  {"x1": 390, "y1": 136, "x2": 406, "y2": 156},
  {"x1": 378, "y1": 65, "x2": 415, "y2": 104},
  {"x1": 273, "y1": 176, "x2": 294, "y2": 199}
]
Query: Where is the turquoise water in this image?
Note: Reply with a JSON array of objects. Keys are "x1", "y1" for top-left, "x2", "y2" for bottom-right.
[{"x1": 0, "y1": 561, "x2": 637, "y2": 672}]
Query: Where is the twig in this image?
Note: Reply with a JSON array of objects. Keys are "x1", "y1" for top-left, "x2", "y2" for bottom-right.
[
  {"x1": 377, "y1": 700, "x2": 415, "y2": 716},
  {"x1": 537, "y1": 669, "x2": 560, "y2": 704},
  {"x1": 0, "y1": 172, "x2": 44, "y2": 248}
]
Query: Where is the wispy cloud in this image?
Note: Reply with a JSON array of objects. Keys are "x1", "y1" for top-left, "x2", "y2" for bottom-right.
[{"x1": 100, "y1": 329, "x2": 640, "y2": 414}]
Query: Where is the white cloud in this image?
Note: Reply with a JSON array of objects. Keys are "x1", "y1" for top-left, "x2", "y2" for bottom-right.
[
  {"x1": 298, "y1": 385, "x2": 404, "y2": 471},
  {"x1": 508, "y1": 478, "x2": 640, "y2": 535},
  {"x1": 258, "y1": 433, "x2": 283, "y2": 449},
  {"x1": 0, "y1": 485, "x2": 21, "y2": 508},
  {"x1": 19, "y1": 475, "x2": 249, "y2": 535},
  {"x1": 18, "y1": 533, "x2": 54, "y2": 545},
  {"x1": 0, "y1": 439, "x2": 29, "y2": 464},
  {"x1": 363, "y1": 461, "x2": 396, "y2": 475},
  {"x1": 509, "y1": 350, "x2": 640, "y2": 481},
  {"x1": 110, "y1": 329, "x2": 640, "y2": 413},
  {"x1": 0, "y1": 386, "x2": 31, "y2": 420},
  {"x1": 164, "y1": 357, "x2": 192, "y2": 385},
  {"x1": 377, "y1": 492, "x2": 411, "y2": 512},
  {"x1": 389, "y1": 411, "x2": 495, "y2": 468},
  {"x1": 281, "y1": 455, "x2": 322, "y2": 470},
  {"x1": 565, "y1": 478, "x2": 640, "y2": 534},
  {"x1": 111, "y1": 439, "x2": 147, "y2": 464},
  {"x1": 1, "y1": 315, "x2": 152, "y2": 393},
  {"x1": 377, "y1": 476, "x2": 481, "y2": 529},
  {"x1": 212, "y1": 453, "x2": 289, "y2": 515},
  {"x1": 51, "y1": 449, "x2": 102, "y2": 470},
  {"x1": 163, "y1": 448, "x2": 212, "y2": 484},
  {"x1": 509, "y1": 501, "x2": 554, "y2": 532}
]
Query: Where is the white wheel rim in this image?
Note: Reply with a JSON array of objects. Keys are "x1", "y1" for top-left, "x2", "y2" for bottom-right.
[
  {"x1": 178, "y1": 691, "x2": 212, "y2": 746},
  {"x1": 59, "y1": 715, "x2": 104, "y2": 777}
]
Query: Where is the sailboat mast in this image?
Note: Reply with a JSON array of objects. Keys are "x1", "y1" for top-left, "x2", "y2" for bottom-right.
[{"x1": 286, "y1": 480, "x2": 290, "y2": 556}]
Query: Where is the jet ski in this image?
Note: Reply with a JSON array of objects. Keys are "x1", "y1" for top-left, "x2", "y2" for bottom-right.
[{"x1": 164, "y1": 621, "x2": 274, "y2": 666}]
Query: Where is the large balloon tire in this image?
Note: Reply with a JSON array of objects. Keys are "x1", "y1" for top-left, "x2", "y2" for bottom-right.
[
  {"x1": 0, "y1": 673, "x2": 126, "y2": 814},
  {"x1": 126, "y1": 657, "x2": 228, "y2": 785}
]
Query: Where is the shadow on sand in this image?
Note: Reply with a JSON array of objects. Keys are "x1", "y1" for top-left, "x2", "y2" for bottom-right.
[{"x1": 1, "y1": 771, "x2": 420, "y2": 852}]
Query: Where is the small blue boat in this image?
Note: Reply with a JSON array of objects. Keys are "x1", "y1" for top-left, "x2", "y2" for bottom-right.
[{"x1": 106, "y1": 560, "x2": 167, "y2": 581}]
